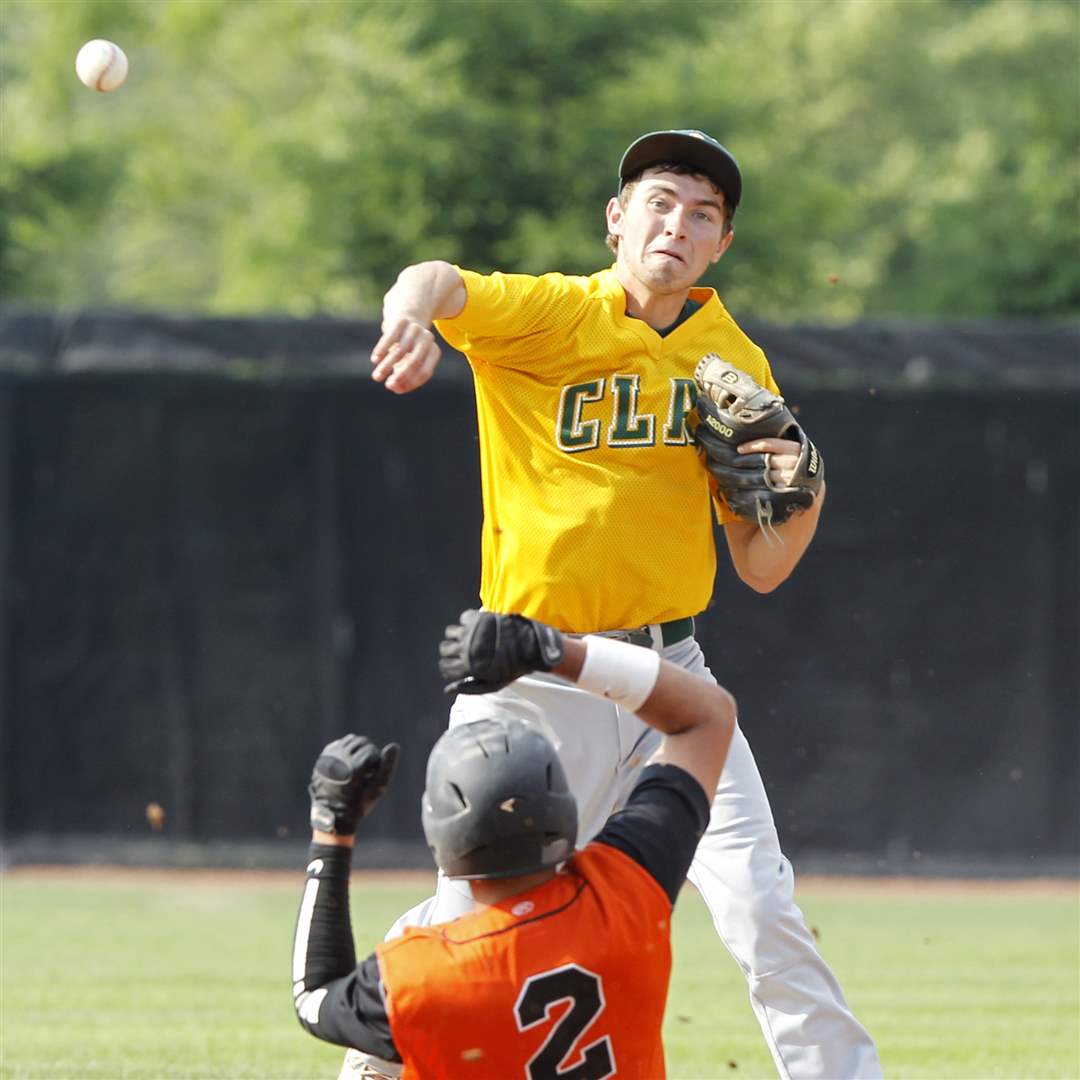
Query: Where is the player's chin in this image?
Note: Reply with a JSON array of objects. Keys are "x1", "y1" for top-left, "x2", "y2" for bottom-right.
[
  {"x1": 641, "y1": 263, "x2": 691, "y2": 292},
  {"x1": 647, "y1": 252, "x2": 703, "y2": 286}
]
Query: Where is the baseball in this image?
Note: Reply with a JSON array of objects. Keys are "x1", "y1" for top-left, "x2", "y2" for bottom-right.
[{"x1": 75, "y1": 39, "x2": 128, "y2": 92}]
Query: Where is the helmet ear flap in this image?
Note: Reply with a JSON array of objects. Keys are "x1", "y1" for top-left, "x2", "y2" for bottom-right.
[{"x1": 421, "y1": 717, "x2": 578, "y2": 880}]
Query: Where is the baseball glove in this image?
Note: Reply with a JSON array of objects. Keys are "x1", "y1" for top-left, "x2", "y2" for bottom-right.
[
  {"x1": 439, "y1": 609, "x2": 565, "y2": 695},
  {"x1": 693, "y1": 354, "x2": 824, "y2": 531}
]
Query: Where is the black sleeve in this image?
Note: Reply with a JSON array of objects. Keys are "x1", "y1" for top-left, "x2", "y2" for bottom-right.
[
  {"x1": 291, "y1": 842, "x2": 401, "y2": 1063},
  {"x1": 592, "y1": 763, "x2": 711, "y2": 905}
]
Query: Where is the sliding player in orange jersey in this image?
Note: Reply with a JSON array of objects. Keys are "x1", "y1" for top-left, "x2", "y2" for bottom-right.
[{"x1": 293, "y1": 608, "x2": 735, "y2": 1078}]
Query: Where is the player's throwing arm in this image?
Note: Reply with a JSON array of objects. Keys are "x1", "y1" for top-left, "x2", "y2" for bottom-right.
[{"x1": 370, "y1": 261, "x2": 466, "y2": 394}]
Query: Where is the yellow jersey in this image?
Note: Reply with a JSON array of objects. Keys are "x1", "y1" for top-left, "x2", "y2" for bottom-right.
[{"x1": 435, "y1": 266, "x2": 780, "y2": 632}]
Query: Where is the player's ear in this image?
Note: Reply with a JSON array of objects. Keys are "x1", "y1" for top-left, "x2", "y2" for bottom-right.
[
  {"x1": 605, "y1": 196, "x2": 625, "y2": 237},
  {"x1": 711, "y1": 227, "x2": 734, "y2": 264}
]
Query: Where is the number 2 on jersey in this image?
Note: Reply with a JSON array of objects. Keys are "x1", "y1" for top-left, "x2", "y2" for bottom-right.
[{"x1": 514, "y1": 963, "x2": 616, "y2": 1079}]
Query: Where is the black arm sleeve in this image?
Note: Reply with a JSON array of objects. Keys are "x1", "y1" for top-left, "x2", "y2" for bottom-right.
[
  {"x1": 291, "y1": 842, "x2": 401, "y2": 1063},
  {"x1": 592, "y1": 763, "x2": 711, "y2": 905}
]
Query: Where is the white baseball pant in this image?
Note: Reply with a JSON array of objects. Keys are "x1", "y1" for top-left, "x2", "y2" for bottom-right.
[{"x1": 347, "y1": 635, "x2": 882, "y2": 1080}]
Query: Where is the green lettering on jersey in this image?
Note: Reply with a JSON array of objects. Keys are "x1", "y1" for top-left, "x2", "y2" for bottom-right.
[
  {"x1": 608, "y1": 374, "x2": 655, "y2": 446},
  {"x1": 663, "y1": 378, "x2": 697, "y2": 445},
  {"x1": 556, "y1": 379, "x2": 605, "y2": 452}
]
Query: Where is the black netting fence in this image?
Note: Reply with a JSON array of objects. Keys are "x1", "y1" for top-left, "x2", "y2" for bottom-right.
[{"x1": 1, "y1": 311, "x2": 1077, "y2": 872}]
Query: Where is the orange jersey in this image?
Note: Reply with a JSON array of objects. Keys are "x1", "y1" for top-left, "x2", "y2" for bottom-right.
[
  {"x1": 376, "y1": 842, "x2": 673, "y2": 1079},
  {"x1": 435, "y1": 266, "x2": 781, "y2": 632}
]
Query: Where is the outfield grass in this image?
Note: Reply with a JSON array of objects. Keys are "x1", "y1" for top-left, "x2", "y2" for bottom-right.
[
  {"x1": 664, "y1": 880, "x2": 1079, "y2": 1079},
  {"x1": 1, "y1": 870, "x2": 1076, "y2": 1079}
]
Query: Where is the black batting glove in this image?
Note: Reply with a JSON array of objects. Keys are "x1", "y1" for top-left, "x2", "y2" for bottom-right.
[
  {"x1": 439, "y1": 609, "x2": 565, "y2": 695},
  {"x1": 308, "y1": 734, "x2": 400, "y2": 836}
]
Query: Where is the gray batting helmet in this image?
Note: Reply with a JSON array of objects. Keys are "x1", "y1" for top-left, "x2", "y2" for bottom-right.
[{"x1": 421, "y1": 717, "x2": 578, "y2": 880}]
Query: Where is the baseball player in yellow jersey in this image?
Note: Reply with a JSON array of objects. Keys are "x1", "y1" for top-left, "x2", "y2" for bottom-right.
[{"x1": 355, "y1": 130, "x2": 882, "y2": 1079}]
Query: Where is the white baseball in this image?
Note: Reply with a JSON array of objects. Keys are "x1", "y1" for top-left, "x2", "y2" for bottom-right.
[{"x1": 75, "y1": 39, "x2": 129, "y2": 92}]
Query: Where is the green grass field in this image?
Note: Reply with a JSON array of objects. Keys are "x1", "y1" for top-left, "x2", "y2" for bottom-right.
[{"x1": 2, "y1": 870, "x2": 1076, "y2": 1079}]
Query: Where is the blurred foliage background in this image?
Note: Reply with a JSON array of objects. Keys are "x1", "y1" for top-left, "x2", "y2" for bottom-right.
[{"x1": 2, "y1": 0, "x2": 1077, "y2": 321}]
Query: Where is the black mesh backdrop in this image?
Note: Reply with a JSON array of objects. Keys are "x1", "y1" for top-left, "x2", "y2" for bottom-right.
[
  {"x1": 1, "y1": 312, "x2": 1077, "y2": 869},
  {"x1": 697, "y1": 388, "x2": 1078, "y2": 862}
]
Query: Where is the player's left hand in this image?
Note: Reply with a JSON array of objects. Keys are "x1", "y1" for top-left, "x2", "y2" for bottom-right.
[
  {"x1": 693, "y1": 356, "x2": 824, "y2": 529},
  {"x1": 439, "y1": 609, "x2": 565, "y2": 695},
  {"x1": 737, "y1": 436, "x2": 804, "y2": 489},
  {"x1": 308, "y1": 735, "x2": 400, "y2": 836}
]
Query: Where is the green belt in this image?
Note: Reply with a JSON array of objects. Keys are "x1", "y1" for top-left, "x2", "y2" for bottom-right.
[
  {"x1": 581, "y1": 616, "x2": 695, "y2": 649},
  {"x1": 653, "y1": 616, "x2": 695, "y2": 647}
]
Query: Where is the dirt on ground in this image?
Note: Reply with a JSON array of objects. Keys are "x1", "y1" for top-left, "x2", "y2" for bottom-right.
[{"x1": 4, "y1": 864, "x2": 1077, "y2": 897}]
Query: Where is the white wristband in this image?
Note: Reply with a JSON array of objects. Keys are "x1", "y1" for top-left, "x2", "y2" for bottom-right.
[{"x1": 576, "y1": 635, "x2": 661, "y2": 713}]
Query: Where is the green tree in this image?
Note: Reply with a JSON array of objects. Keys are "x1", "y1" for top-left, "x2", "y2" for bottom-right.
[{"x1": 1, "y1": 0, "x2": 1076, "y2": 319}]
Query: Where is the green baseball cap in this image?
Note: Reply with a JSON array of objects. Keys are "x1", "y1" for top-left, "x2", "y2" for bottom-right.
[{"x1": 618, "y1": 129, "x2": 742, "y2": 213}]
